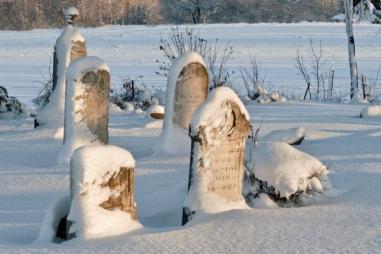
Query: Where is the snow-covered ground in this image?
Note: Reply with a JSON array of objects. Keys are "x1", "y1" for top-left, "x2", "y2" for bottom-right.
[
  {"x1": 0, "y1": 23, "x2": 381, "y2": 253},
  {"x1": 0, "y1": 23, "x2": 381, "y2": 107}
]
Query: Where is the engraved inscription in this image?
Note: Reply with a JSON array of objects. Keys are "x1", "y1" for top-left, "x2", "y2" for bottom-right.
[
  {"x1": 197, "y1": 102, "x2": 250, "y2": 202},
  {"x1": 173, "y1": 63, "x2": 208, "y2": 130},
  {"x1": 207, "y1": 137, "x2": 244, "y2": 200}
]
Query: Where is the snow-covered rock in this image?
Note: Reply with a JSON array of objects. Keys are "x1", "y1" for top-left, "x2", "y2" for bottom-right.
[
  {"x1": 157, "y1": 52, "x2": 207, "y2": 156},
  {"x1": 58, "y1": 56, "x2": 109, "y2": 164},
  {"x1": 360, "y1": 104, "x2": 381, "y2": 118},
  {"x1": 36, "y1": 25, "x2": 86, "y2": 128},
  {"x1": 252, "y1": 142, "x2": 330, "y2": 200},
  {"x1": 147, "y1": 104, "x2": 164, "y2": 119},
  {"x1": 68, "y1": 145, "x2": 141, "y2": 240},
  {"x1": 264, "y1": 127, "x2": 306, "y2": 145}
]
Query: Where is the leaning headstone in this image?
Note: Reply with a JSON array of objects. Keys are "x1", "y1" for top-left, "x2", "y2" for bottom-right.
[
  {"x1": 67, "y1": 145, "x2": 141, "y2": 240},
  {"x1": 182, "y1": 87, "x2": 251, "y2": 225},
  {"x1": 35, "y1": 7, "x2": 86, "y2": 128},
  {"x1": 264, "y1": 127, "x2": 306, "y2": 145},
  {"x1": 58, "y1": 56, "x2": 110, "y2": 164},
  {"x1": 158, "y1": 52, "x2": 208, "y2": 155}
]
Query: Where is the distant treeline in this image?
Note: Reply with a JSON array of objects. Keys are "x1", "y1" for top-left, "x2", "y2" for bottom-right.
[{"x1": 0, "y1": 0, "x2": 344, "y2": 30}]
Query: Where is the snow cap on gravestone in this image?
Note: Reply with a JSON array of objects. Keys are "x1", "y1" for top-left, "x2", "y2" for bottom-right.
[{"x1": 64, "y1": 7, "x2": 79, "y2": 25}]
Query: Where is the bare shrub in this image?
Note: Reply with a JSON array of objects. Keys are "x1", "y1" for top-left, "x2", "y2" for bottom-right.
[
  {"x1": 295, "y1": 39, "x2": 330, "y2": 101},
  {"x1": 240, "y1": 56, "x2": 267, "y2": 100},
  {"x1": 157, "y1": 26, "x2": 233, "y2": 89}
]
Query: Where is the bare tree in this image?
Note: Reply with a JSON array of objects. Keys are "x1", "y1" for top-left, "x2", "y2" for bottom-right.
[{"x1": 344, "y1": 0, "x2": 359, "y2": 100}]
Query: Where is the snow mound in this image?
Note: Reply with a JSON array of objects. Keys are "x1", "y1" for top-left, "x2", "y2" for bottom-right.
[
  {"x1": 58, "y1": 56, "x2": 109, "y2": 164},
  {"x1": 252, "y1": 194, "x2": 278, "y2": 209},
  {"x1": 68, "y1": 145, "x2": 141, "y2": 240},
  {"x1": 157, "y1": 52, "x2": 207, "y2": 155},
  {"x1": 253, "y1": 142, "x2": 330, "y2": 199},
  {"x1": 147, "y1": 104, "x2": 164, "y2": 120},
  {"x1": 35, "y1": 195, "x2": 71, "y2": 243},
  {"x1": 36, "y1": 25, "x2": 85, "y2": 128},
  {"x1": 264, "y1": 127, "x2": 306, "y2": 145},
  {"x1": 360, "y1": 104, "x2": 381, "y2": 118}
]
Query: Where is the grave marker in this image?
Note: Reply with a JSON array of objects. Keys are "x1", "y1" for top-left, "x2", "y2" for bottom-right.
[
  {"x1": 160, "y1": 52, "x2": 208, "y2": 155},
  {"x1": 35, "y1": 7, "x2": 86, "y2": 128},
  {"x1": 173, "y1": 62, "x2": 208, "y2": 130},
  {"x1": 67, "y1": 145, "x2": 140, "y2": 239},
  {"x1": 183, "y1": 87, "x2": 250, "y2": 224},
  {"x1": 58, "y1": 56, "x2": 110, "y2": 163}
]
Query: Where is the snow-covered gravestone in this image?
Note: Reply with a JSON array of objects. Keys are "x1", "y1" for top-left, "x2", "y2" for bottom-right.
[
  {"x1": 182, "y1": 87, "x2": 250, "y2": 224},
  {"x1": 159, "y1": 52, "x2": 208, "y2": 155},
  {"x1": 67, "y1": 145, "x2": 140, "y2": 240},
  {"x1": 58, "y1": 56, "x2": 110, "y2": 163},
  {"x1": 35, "y1": 7, "x2": 86, "y2": 128}
]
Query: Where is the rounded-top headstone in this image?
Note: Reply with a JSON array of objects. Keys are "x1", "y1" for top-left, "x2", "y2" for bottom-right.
[
  {"x1": 58, "y1": 56, "x2": 110, "y2": 164},
  {"x1": 159, "y1": 52, "x2": 209, "y2": 155}
]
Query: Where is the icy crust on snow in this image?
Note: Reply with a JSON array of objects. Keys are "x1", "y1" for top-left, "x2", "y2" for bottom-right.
[
  {"x1": 36, "y1": 25, "x2": 85, "y2": 128},
  {"x1": 35, "y1": 195, "x2": 71, "y2": 243},
  {"x1": 68, "y1": 145, "x2": 141, "y2": 240},
  {"x1": 253, "y1": 142, "x2": 330, "y2": 199},
  {"x1": 264, "y1": 127, "x2": 306, "y2": 145},
  {"x1": 360, "y1": 104, "x2": 381, "y2": 118},
  {"x1": 190, "y1": 87, "x2": 250, "y2": 136},
  {"x1": 158, "y1": 52, "x2": 206, "y2": 155},
  {"x1": 185, "y1": 87, "x2": 250, "y2": 214},
  {"x1": 57, "y1": 56, "x2": 109, "y2": 164}
]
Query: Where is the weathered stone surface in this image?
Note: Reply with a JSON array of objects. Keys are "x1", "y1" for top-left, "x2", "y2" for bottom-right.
[
  {"x1": 197, "y1": 102, "x2": 250, "y2": 201},
  {"x1": 173, "y1": 63, "x2": 208, "y2": 130},
  {"x1": 100, "y1": 167, "x2": 137, "y2": 220},
  {"x1": 70, "y1": 40, "x2": 87, "y2": 61},
  {"x1": 183, "y1": 88, "x2": 250, "y2": 224},
  {"x1": 77, "y1": 70, "x2": 110, "y2": 144}
]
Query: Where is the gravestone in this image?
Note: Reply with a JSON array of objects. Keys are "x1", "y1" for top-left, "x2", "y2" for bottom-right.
[
  {"x1": 182, "y1": 87, "x2": 250, "y2": 225},
  {"x1": 58, "y1": 56, "x2": 110, "y2": 163},
  {"x1": 173, "y1": 62, "x2": 208, "y2": 130},
  {"x1": 67, "y1": 145, "x2": 140, "y2": 240},
  {"x1": 160, "y1": 52, "x2": 208, "y2": 155},
  {"x1": 35, "y1": 7, "x2": 86, "y2": 128}
]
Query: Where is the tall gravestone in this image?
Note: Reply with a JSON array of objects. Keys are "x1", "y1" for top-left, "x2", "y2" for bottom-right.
[
  {"x1": 67, "y1": 145, "x2": 140, "y2": 240},
  {"x1": 159, "y1": 52, "x2": 209, "y2": 155},
  {"x1": 35, "y1": 7, "x2": 86, "y2": 128},
  {"x1": 58, "y1": 56, "x2": 110, "y2": 164},
  {"x1": 182, "y1": 87, "x2": 250, "y2": 225}
]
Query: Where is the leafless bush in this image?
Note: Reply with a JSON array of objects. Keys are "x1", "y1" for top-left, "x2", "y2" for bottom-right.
[
  {"x1": 110, "y1": 75, "x2": 157, "y2": 111},
  {"x1": 240, "y1": 56, "x2": 267, "y2": 100},
  {"x1": 33, "y1": 61, "x2": 54, "y2": 109},
  {"x1": 295, "y1": 50, "x2": 312, "y2": 100},
  {"x1": 295, "y1": 39, "x2": 330, "y2": 101},
  {"x1": 157, "y1": 26, "x2": 233, "y2": 89}
]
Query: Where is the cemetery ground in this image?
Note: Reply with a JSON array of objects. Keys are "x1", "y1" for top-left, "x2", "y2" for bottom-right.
[{"x1": 0, "y1": 23, "x2": 381, "y2": 252}]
